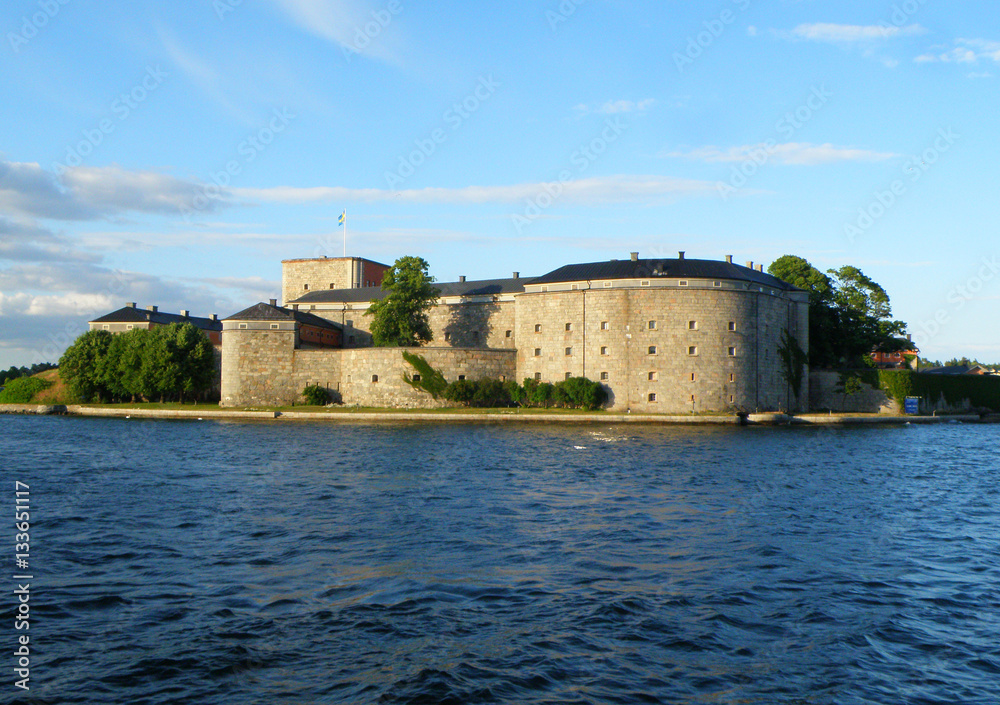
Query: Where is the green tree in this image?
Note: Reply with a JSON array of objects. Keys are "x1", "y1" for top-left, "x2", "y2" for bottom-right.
[
  {"x1": 59, "y1": 330, "x2": 114, "y2": 402},
  {"x1": 366, "y1": 256, "x2": 439, "y2": 347}
]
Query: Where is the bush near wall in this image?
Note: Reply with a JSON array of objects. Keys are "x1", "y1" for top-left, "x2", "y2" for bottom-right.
[
  {"x1": 0, "y1": 377, "x2": 53, "y2": 404},
  {"x1": 877, "y1": 370, "x2": 1000, "y2": 411}
]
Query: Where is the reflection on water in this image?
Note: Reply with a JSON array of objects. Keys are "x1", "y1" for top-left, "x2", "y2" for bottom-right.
[{"x1": 4, "y1": 416, "x2": 999, "y2": 704}]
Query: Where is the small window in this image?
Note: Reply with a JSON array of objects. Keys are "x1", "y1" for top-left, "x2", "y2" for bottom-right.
[
  {"x1": 648, "y1": 393, "x2": 657, "y2": 402},
  {"x1": 270, "y1": 323, "x2": 279, "y2": 329},
  {"x1": 730, "y1": 395, "x2": 735, "y2": 403},
  {"x1": 690, "y1": 394, "x2": 696, "y2": 402},
  {"x1": 505, "y1": 330, "x2": 512, "y2": 338},
  {"x1": 648, "y1": 371, "x2": 658, "y2": 381},
  {"x1": 565, "y1": 372, "x2": 571, "y2": 380},
  {"x1": 690, "y1": 372, "x2": 696, "y2": 381},
  {"x1": 565, "y1": 322, "x2": 572, "y2": 331},
  {"x1": 534, "y1": 348, "x2": 542, "y2": 357},
  {"x1": 102, "y1": 324, "x2": 110, "y2": 330},
  {"x1": 458, "y1": 375, "x2": 466, "y2": 381},
  {"x1": 603, "y1": 281, "x2": 612, "y2": 288},
  {"x1": 729, "y1": 321, "x2": 736, "y2": 331},
  {"x1": 600, "y1": 372, "x2": 609, "y2": 381},
  {"x1": 304, "y1": 284, "x2": 309, "y2": 290},
  {"x1": 729, "y1": 373, "x2": 735, "y2": 382},
  {"x1": 444, "y1": 332, "x2": 451, "y2": 341},
  {"x1": 571, "y1": 284, "x2": 578, "y2": 290},
  {"x1": 412, "y1": 374, "x2": 421, "y2": 382},
  {"x1": 601, "y1": 321, "x2": 609, "y2": 330},
  {"x1": 600, "y1": 346, "x2": 608, "y2": 356},
  {"x1": 535, "y1": 324, "x2": 541, "y2": 333},
  {"x1": 500, "y1": 375, "x2": 506, "y2": 382},
  {"x1": 640, "y1": 280, "x2": 650, "y2": 287},
  {"x1": 648, "y1": 320, "x2": 657, "y2": 330},
  {"x1": 688, "y1": 320, "x2": 698, "y2": 330},
  {"x1": 728, "y1": 347, "x2": 737, "y2": 357},
  {"x1": 679, "y1": 281, "x2": 689, "y2": 287},
  {"x1": 714, "y1": 281, "x2": 722, "y2": 288},
  {"x1": 648, "y1": 345, "x2": 657, "y2": 355},
  {"x1": 238, "y1": 323, "x2": 248, "y2": 329},
  {"x1": 534, "y1": 372, "x2": 542, "y2": 380},
  {"x1": 688, "y1": 346, "x2": 698, "y2": 356},
  {"x1": 126, "y1": 324, "x2": 134, "y2": 330},
  {"x1": 371, "y1": 375, "x2": 379, "y2": 383},
  {"x1": 541, "y1": 286, "x2": 549, "y2": 292},
  {"x1": 329, "y1": 283, "x2": 335, "y2": 289},
  {"x1": 565, "y1": 347, "x2": 572, "y2": 356}
]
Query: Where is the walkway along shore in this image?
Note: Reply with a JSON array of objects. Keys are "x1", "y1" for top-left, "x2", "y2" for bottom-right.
[{"x1": 0, "y1": 404, "x2": 992, "y2": 425}]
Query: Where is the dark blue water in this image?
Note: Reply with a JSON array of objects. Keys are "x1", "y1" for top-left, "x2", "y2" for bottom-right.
[{"x1": 2, "y1": 416, "x2": 999, "y2": 704}]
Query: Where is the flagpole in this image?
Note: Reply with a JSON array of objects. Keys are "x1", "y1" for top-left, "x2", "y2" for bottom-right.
[{"x1": 343, "y1": 209, "x2": 347, "y2": 257}]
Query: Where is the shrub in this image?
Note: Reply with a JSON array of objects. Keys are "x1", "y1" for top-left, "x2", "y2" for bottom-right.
[
  {"x1": 443, "y1": 379, "x2": 477, "y2": 403},
  {"x1": 302, "y1": 384, "x2": 331, "y2": 406},
  {"x1": 0, "y1": 377, "x2": 53, "y2": 404}
]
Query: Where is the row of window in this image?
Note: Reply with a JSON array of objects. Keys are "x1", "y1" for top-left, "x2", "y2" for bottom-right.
[
  {"x1": 534, "y1": 346, "x2": 737, "y2": 357},
  {"x1": 534, "y1": 321, "x2": 738, "y2": 332},
  {"x1": 645, "y1": 393, "x2": 737, "y2": 403}
]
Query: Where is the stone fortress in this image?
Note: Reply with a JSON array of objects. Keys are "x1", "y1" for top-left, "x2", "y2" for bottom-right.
[{"x1": 219, "y1": 251, "x2": 810, "y2": 413}]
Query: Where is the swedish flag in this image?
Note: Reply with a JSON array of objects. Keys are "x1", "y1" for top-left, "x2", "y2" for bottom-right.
[{"x1": 338, "y1": 211, "x2": 346, "y2": 227}]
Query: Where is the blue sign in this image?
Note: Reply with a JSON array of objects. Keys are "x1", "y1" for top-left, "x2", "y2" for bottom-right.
[{"x1": 904, "y1": 397, "x2": 920, "y2": 415}]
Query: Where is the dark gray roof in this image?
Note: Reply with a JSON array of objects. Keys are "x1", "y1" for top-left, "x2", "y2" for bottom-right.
[
  {"x1": 287, "y1": 277, "x2": 529, "y2": 305},
  {"x1": 91, "y1": 306, "x2": 222, "y2": 332},
  {"x1": 921, "y1": 366, "x2": 970, "y2": 375},
  {"x1": 529, "y1": 258, "x2": 800, "y2": 290},
  {"x1": 224, "y1": 302, "x2": 342, "y2": 329}
]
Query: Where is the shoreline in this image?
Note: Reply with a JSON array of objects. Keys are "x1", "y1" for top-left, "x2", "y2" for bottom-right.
[{"x1": 0, "y1": 403, "x2": 990, "y2": 425}]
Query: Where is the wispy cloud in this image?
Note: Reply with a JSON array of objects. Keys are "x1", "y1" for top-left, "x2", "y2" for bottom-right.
[
  {"x1": 266, "y1": 0, "x2": 404, "y2": 64},
  {"x1": 574, "y1": 99, "x2": 656, "y2": 116},
  {"x1": 788, "y1": 22, "x2": 926, "y2": 43},
  {"x1": 232, "y1": 175, "x2": 717, "y2": 206},
  {"x1": 665, "y1": 143, "x2": 898, "y2": 166},
  {"x1": 915, "y1": 38, "x2": 1000, "y2": 64}
]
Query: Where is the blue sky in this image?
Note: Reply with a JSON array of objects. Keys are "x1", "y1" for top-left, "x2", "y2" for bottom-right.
[{"x1": 2, "y1": 0, "x2": 999, "y2": 366}]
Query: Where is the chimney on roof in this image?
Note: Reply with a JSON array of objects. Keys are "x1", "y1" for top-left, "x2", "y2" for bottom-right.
[
  {"x1": 210, "y1": 314, "x2": 217, "y2": 321},
  {"x1": 459, "y1": 276, "x2": 466, "y2": 283},
  {"x1": 746, "y1": 261, "x2": 754, "y2": 270},
  {"x1": 291, "y1": 304, "x2": 299, "y2": 311},
  {"x1": 181, "y1": 309, "x2": 190, "y2": 317},
  {"x1": 512, "y1": 271, "x2": 519, "y2": 279},
  {"x1": 126, "y1": 302, "x2": 137, "y2": 308},
  {"x1": 678, "y1": 251, "x2": 685, "y2": 260},
  {"x1": 146, "y1": 305, "x2": 157, "y2": 313},
  {"x1": 757, "y1": 264, "x2": 764, "y2": 272},
  {"x1": 725, "y1": 255, "x2": 733, "y2": 264},
  {"x1": 269, "y1": 298, "x2": 277, "y2": 307},
  {"x1": 906, "y1": 334, "x2": 912, "y2": 342},
  {"x1": 630, "y1": 252, "x2": 639, "y2": 262}
]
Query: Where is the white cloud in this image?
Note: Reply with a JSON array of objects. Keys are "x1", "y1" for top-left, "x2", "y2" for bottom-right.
[
  {"x1": 575, "y1": 99, "x2": 655, "y2": 116},
  {"x1": 665, "y1": 143, "x2": 898, "y2": 166},
  {"x1": 789, "y1": 22, "x2": 926, "y2": 43},
  {"x1": 915, "y1": 38, "x2": 1000, "y2": 64},
  {"x1": 232, "y1": 175, "x2": 717, "y2": 206}
]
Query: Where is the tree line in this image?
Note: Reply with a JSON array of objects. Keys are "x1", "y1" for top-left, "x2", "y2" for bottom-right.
[
  {"x1": 0, "y1": 362, "x2": 56, "y2": 386},
  {"x1": 59, "y1": 324, "x2": 217, "y2": 403}
]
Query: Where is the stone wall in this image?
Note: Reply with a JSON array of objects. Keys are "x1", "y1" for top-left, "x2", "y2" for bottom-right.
[
  {"x1": 281, "y1": 258, "x2": 388, "y2": 304},
  {"x1": 809, "y1": 370, "x2": 895, "y2": 413}
]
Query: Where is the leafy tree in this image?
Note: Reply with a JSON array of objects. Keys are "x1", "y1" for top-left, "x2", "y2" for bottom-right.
[
  {"x1": 443, "y1": 379, "x2": 477, "y2": 403},
  {"x1": 768, "y1": 255, "x2": 834, "y2": 306},
  {"x1": 303, "y1": 384, "x2": 331, "y2": 405},
  {"x1": 59, "y1": 330, "x2": 114, "y2": 402},
  {"x1": 366, "y1": 256, "x2": 439, "y2": 347},
  {"x1": 0, "y1": 377, "x2": 53, "y2": 404}
]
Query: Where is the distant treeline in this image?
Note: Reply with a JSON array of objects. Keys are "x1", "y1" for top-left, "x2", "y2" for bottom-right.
[{"x1": 0, "y1": 362, "x2": 56, "y2": 386}]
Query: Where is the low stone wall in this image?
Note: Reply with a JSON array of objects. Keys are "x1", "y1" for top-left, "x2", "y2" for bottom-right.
[
  {"x1": 809, "y1": 370, "x2": 895, "y2": 413},
  {"x1": 334, "y1": 347, "x2": 517, "y2": 408}
]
